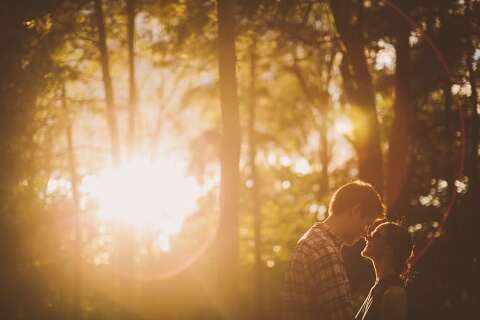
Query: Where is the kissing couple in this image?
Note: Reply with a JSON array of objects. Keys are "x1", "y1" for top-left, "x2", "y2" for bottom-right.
[{"x1": 283, "y1": 180, "x2": 413, "y2": 320}]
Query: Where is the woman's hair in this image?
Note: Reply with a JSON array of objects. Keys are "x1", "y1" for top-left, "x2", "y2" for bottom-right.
[{"x1": 375, "y1": 222, "x2": 414, "y2": 283}]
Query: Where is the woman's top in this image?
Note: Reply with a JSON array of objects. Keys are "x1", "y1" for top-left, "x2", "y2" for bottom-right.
[{"x1": 354, "y1": 274, "x2": 404, "y2": 320}]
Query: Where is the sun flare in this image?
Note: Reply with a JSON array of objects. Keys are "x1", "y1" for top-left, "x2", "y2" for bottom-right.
[
  {"x1": 334, "y1": 116, "x2": 353, "y2": 135},
  {"x1": 82, "y1": 155, "x2": 204, "y2": 239}
]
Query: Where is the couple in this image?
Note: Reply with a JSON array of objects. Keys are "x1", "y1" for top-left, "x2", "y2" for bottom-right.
[{"x1": 283, "y1": 181, "x2": 413, "y2": 320}]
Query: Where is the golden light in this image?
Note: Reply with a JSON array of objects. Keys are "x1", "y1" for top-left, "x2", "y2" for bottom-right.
[
  {"x1": 375, "y1": 40, "x2": 396, "y2": 71},
  {"x1": 292, "y1": 158, "x2": 311, "y2": 175},
  {"x1": 82, "y1": 154, "x2": 205, "y2": 250},
  {"x1": 334, "y1": 116, "x2": 353, "y2": 135}
]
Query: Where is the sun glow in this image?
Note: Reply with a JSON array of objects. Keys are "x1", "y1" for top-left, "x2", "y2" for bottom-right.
[
  {"x1": 335, "y1": 116, "x2": 353, "y2": 135},
  {"x1": 82, "y1": 155, "x2": 204, "y2": 239}
]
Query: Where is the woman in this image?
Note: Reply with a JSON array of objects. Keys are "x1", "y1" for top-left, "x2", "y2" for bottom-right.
[{"x1": 355, "y1": 222, "x2": 414, "y2": 320}]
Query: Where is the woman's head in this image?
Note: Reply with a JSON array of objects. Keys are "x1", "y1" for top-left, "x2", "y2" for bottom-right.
[{"x1": 362, "y1": 222, "x2": 413, "y2": 277}]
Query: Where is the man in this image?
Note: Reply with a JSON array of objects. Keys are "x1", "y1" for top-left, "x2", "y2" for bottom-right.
[{"x1": 282, "y1": 180, "x2": 385, "y2": 320}]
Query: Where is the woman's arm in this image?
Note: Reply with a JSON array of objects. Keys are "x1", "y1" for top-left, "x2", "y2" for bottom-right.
[{"x1": 381, "y1": 286, "x2": 407, "y2": 320}]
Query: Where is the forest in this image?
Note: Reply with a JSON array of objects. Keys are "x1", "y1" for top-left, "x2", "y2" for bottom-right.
[{"x1": 0, "y1": 0, "x2": 478, "y2": 319}]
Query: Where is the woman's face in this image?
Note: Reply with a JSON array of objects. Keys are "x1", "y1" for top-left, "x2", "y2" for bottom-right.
[{"x1": 361, "y1": 225, "x2": 392, "y2": 262}]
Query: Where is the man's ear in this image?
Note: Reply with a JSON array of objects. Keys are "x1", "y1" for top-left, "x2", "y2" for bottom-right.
[
  {"x1": 349, "y1": 204, "x2": 361, "y2": 216},
  {"x1": 384, "y1": 244, "x2": 394, "y2": 258},
  {"x1": 342, "y1": 204, "x2": 361, "y2": 223}
]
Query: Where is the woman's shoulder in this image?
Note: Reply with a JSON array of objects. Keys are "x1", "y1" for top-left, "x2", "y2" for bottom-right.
[
  {"x1": 383, "y1": 286, "x2": 407, "y2": 312},
  {"x1": 382, "y1": 286, "x2": 407, "y2": 320}
]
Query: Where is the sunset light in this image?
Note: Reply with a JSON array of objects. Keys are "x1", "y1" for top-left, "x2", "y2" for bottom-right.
[
  {"x1": 82, "y1": 155, "x2": 204, "y2": 241},
  {"x1": 334, "y1": 116, "x2": 353, "y2": 135},
  {"x1": 5, "y1": 1, "x2": 473, "y2": 319}
]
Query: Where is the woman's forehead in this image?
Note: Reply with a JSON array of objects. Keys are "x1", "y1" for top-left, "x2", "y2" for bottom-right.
[{"x1": 373, "y1": 223, "x2": 389, "y2": 234}]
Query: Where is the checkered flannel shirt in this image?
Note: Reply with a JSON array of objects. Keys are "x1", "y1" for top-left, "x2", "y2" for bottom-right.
[{"x1": 282, "y1": 222, "x2": 353, "y2": 320}]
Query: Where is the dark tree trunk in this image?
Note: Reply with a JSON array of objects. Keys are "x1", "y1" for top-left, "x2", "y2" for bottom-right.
[
  {"x1": 216, "y1": 0, "x2": 240, "y2": 318},
  {"x1": 94, "y1": 0, "x2": 120, "y2": 165},
  {"x1": 62, "y1": 84, "x2": 82, "y2": 320},
  {"x1": 248, "y1": 34, "x2": 263, "y2": 320},
  {"x1": 329, "y1": 0, "x2": 384, "y2": 194},
  {"x1": 386, "y1": 2, "x2": 415, "y2": 217},
  {"x1": 438, "y1": 1, "x2": 456, "y2": 197},
  {"x1": 126, "y1": 0, "x2": 137, "y2": 159},
  {"x1": 466, "y1": 0, "x2": 479, "y2": 193},
  {"x1": 442, "y1": 79, "x2": 455, "y2": 195}
]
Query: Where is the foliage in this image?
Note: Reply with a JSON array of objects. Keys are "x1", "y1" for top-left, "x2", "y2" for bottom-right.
[{"x1": 0, "y1": 0, "x2": 478, "y2": 319}]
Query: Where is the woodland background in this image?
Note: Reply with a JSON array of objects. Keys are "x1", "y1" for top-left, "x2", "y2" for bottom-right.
[{"x1": 0, "y1": 0, "x2": 479, "y2": 319}]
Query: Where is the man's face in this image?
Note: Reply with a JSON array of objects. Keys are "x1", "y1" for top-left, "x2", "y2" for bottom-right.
[{"x1": 343, "y1": 208, "x2": 378, "y2": 245}]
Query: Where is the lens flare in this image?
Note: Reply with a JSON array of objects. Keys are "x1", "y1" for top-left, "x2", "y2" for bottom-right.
[{"x1": 82, "y1": 155, "x2": 204, "y2": 249}]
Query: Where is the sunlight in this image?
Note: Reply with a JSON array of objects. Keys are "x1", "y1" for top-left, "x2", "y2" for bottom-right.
[
  {"x1": 82, "y1": 154, "x2": 204, "y2": 249},
  {"x1": 46, "y1": 177, "x2": 71, "y2": 195},
  {"x1": 292, "y1": 158, "x2": 311, "y2": 175},
  {"x1": 375, "y1": 40, "x2": 396, "y2": 71},
  {"x1": 334, "y1": 116, "x2": 353, "y2": 135}
]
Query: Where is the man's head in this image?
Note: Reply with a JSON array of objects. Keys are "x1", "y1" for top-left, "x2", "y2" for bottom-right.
[{"x1": 327, "y1": 180, "x2": 385, "y2": 245}]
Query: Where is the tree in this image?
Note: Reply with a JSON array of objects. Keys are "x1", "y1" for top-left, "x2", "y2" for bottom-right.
[
  {"x1": 94, "y1": 0, "x2": 121, "y2": 165},
  {"x1": 329, "y1": 0, "x2": 384, "y2": 193},
  {"x1": 386, "y1": 1, "x2": 415, "y2": 216},
  {"x1": 465, "y1": 0, "x2": 479, "y2": 193},
  {"x1": 216, "y1": 0, "x2": 241, "y2": 318},
  {"x1": 247, "y1": 32, "x2": 263, "y2": 320},
  {"x1": 0, "y1": 1, "x2": 78, "y2": 318},
  {"x1": 61, "y1": 82, "x2": 83, "y2": 320},
  {"x1": 126, "y1": 0, "x2": 138, "y2": 159}
]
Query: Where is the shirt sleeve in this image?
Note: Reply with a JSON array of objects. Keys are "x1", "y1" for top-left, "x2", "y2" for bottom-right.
[
  {"x1": 312, "y1": 246, "x2": 353, "y2": 320},
  {"x1": 282, "y1": 243, "x2": 315, "y2": 320}
]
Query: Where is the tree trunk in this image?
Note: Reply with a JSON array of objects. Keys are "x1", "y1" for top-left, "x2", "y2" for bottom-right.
[
  {"x1": 248, "y1": 34, "x2": 262, "y2": 320},
  {"x1": 318, "y1": 50, "x2": 336, "y2": 196},
  {"x1": 386, "y1": 2, "x2": 415, "y2": 216},
  {"x1": 439, "y1": 1, "x2": 456, "y2": 197},
  {"x1": 62, "y1": 84, "x2": 82, "y2": 320},
  {"x1": 466, "y1": 0, "x2": 479, "y2": 193},
  {"x1": 329, "y1": 0, "x2": 384, "y2": 194},
  {"x1": 94, "y1": 0, "x2": 121, "y2": 165},
  {"x1": 216, "y1": 0, "x2": 240, "y2": 318},
  {"x1": 442, "y1": 79, "x2": 455, "y2": 195},
  {"x1": 126, "y1": 0, "x2": 137, "y2": 159},
  {"x1": 94, "y1": 4, "x2": 124, "y2": 317}
]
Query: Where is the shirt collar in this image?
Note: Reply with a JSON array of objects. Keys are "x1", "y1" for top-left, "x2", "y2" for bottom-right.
[{"x1": 317, "y1": 221, "x2": 344, "y2": 249}]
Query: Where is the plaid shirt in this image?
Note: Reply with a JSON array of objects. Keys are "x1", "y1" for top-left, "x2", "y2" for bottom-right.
[{"x1": 282, "y1": 222, "x2": 353, "y2": 320}]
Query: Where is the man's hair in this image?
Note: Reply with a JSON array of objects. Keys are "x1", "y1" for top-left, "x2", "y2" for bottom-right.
[{"x1": 328, "y1": 180, "x2": 385, "y2": 218}]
